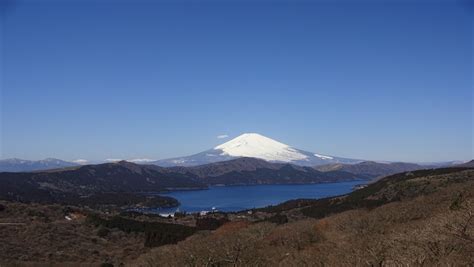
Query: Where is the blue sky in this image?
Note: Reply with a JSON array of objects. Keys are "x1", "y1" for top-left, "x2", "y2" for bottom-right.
[{"x1": 0, "y1": 0, "x2": 472, "y2": 162}]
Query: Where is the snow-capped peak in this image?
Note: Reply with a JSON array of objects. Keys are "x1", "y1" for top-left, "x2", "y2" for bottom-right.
[{"x1": 214, "y1": 133, "x2": 308, "y2": 162}]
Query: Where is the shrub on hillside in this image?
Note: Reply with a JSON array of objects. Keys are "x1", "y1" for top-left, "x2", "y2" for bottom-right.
[
  {"x1": 87, "y1": 214, "x2": 196, "y2": 247},
  {"x1": 265, "y1": 214, "x2": 288, "y2": 225},
  {"x1": 97, "y1": 227, "x2": 110, "y2": 237},
  {"x1": 196, "y1": 217, "x2": 229, "y2": 230}
]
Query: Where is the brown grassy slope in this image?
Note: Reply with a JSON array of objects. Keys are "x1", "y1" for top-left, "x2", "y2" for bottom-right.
[
  {"x1": 0, "y1": 202, "x2": 148, "y2": 266},
  {"x1": 0, "y1": 168, "x2": 472, "y2": 266},
  {"x1": 132, "y1": 170, "x2": 474, "y2": 266}
]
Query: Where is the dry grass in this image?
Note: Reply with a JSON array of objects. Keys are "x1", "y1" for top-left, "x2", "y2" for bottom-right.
[
  {"x1": 0, "y1": 202, "x2": 148, "y2": 266},
  {"x1": 1, "y1": 169, "x2": 472, "y2": 266},
  {"x1": 132, "y1": 178, "x2": 474, "y2": 266}
]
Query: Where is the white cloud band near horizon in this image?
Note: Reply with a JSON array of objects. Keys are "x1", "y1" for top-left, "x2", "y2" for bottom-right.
[
  {"x1": 105, "y1": 158, "x2": 123, "y2": 162},
  {"x1": 72, "y1": 159, "x2": 88, "y2": 164},
  {"x1": 129, "y1": 158, "x2": 155, "y2": 163},
  {"x1": 217, "y1": 134, "x2": 229, "y2": 139}
]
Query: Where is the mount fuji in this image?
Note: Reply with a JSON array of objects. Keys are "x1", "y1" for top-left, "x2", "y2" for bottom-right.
[{"x1": 152, "y1": 133, "x2": 362, "y2": 167}]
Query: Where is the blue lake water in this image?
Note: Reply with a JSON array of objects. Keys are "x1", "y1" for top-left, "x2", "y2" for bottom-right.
[{"x1": 152, "y1": 181, "x2": 364, "y2": 213}]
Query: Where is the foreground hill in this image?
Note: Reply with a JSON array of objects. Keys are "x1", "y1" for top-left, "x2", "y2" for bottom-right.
[
  {"x1": 133, "y1": 167, "x2": 474, "y2": 266},
  {"x1": 0, "y1": 166, "x2": 472, "y2": 266},
  {"x1": 0, "y1": 161, "x2": 205, "y2": 208}
]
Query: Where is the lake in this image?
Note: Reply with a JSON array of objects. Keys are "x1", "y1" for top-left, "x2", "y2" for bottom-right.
[{"x1": 152, "y1": 181, "x2": 364, "y2": 214}]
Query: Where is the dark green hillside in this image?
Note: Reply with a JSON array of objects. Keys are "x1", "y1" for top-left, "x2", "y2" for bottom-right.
[
  {"x1": 169, "y1": 157, "x2": 369, "y2": 185},
  {"x1": 258, "y1": 167, "x2": 474, "y2": 218},
  {"x1": 133, "y1": 167, "x2": 474, "y2": 266},
  {"x1": 1, "y1": 165, "x2": 472, "y2": 266},
  {"x1": 87, "y1": 214, "x2": 197, "y2": 247},
  {"x1": 314, "y1": 161, "x2": 428, "y2": 179},
  {"x1": 0, "y1": 161, "x2": 205, "y2": 208},
  {"x1": 202, "y1": 163, "x2": 361, "y2": 185}
]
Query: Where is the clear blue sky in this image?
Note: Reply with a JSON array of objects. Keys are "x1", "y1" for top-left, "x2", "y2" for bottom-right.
[{"x1": 0, "y1": 0, "x2": 472, "y2": 162}]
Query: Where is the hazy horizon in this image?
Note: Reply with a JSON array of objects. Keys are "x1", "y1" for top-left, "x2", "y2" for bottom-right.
[
  {"x1": 1, "y1": 0, "x2": 472, "y2": 162},
  {"x1": 0, "y1": 132, "x2": 471, "y2": 164}
]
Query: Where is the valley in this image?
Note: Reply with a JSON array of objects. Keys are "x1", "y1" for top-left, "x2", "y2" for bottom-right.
[
  {"x1": 0, "y1": 135, "x2": 471, "y2": 266},
  {"x1": 151, "y1": 181, "x2": 362, "y2": 213},
  {"x1": 0, "y1": 166, "x2": 472, "y2": 266},
  {"x1": 0, "y1": 156, "x2": 432, "y2": 212},
  {"x1": 3, "y1": 1, "x2": 470, "y2": 265}
]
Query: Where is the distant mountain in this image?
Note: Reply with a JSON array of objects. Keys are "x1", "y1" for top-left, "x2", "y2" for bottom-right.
[
  {"x1": 314, "y1": 161, "x2": 428, "y2": 179},
  {"x1": 169, "y1": 157, "x2": 364, "y2": 185},
  {"x1": 153, "y1": 133, "x2": 362, "y2": 167},
  {"x1": 0, "y1": 159, "x2": 368, "y2": 206},
  {"x1": 201, "y1": 165, "x2": 362, "y2": 185},
  {"x1": 169, "y1": 157, "x2": 282, "y2": 177},
  {"x1": 417, "y1": 160, "x2": 466, "y2": 167},
  {"x1": 453, "y1": 160, "x2": 474, "y2": 168},
  {"x1": 0, "y1": 158, "x2": 79, "y2": 172},
  {"x1": 0, "y1": 161, "x2": 205, "y2": 206}
]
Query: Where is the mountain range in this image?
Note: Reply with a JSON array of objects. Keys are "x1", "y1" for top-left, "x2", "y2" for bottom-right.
[
  {"x1": 313, "y1": 161, "x2": 429, "y2": 179},
  {"x1": 0, "y1": 161, "x2": 205, "y2": 208},
  {"x1": 0, "y1": 133, "x2": 468, "y2": 174},
  {"x1": 0, "y1": 155, "x2": 450, "y2": 210},
  {"x1": 152, "y1": 133, "x2": 362, "y2": 167},
  {"x1": 0, "y1": 159, "x2": 364, "y2": 210},
  {"x1": 169, "y1": 157, "x2": 363, "y2": 185},
  {"x1": 0, "y1": 158, "x2": 79, "y2": 172}
]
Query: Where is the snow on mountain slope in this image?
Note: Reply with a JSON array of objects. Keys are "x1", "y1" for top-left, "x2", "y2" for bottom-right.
[
  {"x1": 314, "y1": 153, "x2": 334, "y2": 160},
  {"x1": 215, "y1": 133, "x2": 308, "y2": 162},
  {"x1": 152, "y1": 133, "x2": 362, "y2": 167}
]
